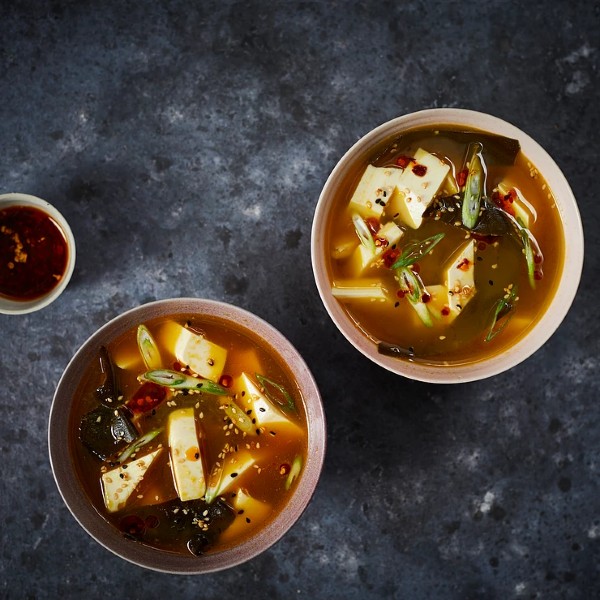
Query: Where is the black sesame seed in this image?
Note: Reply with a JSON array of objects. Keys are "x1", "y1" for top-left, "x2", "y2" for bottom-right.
[
  {"x1": 489, "y1": 280, "x2": 494, "y2": 286},
  {"x1": 230, "y1": 472, "x2": 238, "y2": 478}
]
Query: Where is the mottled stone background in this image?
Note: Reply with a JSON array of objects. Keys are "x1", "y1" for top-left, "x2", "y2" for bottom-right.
[{"x1": 0, "y1": 1, "x2": 598, "y2": 598}]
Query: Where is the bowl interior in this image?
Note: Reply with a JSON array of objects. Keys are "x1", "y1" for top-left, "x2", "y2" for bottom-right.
[
  {"x1": 311, "y1": 108, "x2": 584, "y2": 383},
  {"x1": 0, "y1": 192, "x2": 76, "y2": 315},
  {"x1": 49, "y1": 298, "x2": 326, "y2": 573}
]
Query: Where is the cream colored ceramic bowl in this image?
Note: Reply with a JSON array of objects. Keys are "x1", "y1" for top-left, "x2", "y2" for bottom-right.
[
  {"x1": 49, "y1": 298, "x2": 326, "y2": 573},
  {"x1": 311, "y1": 109, "x2": 584, "y2": 383},
  {"x1": 0, "y1": 192, "x2": 76, "y2": 314}
]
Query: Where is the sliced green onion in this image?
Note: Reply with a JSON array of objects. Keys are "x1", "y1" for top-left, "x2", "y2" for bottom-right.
[
  {"x1": 485, "y1": 287, "x2": 519, "y2": 342},
  {"x1": 462, "y1": 144, "x2": 484, "y2": 229},
  {"x1": 255, "y1": 373, "x2": 296, "y2": 413},
  {"x1": 396, "y1": 267, "x2": 433, "y2": 328},
  {"x1": 140, "y1": 369, "x2": 228, "y2": 395},
  {"x1": 223, "y1": 402, "x2": 253, "y2": 433},
  {"x1": 352, "y1": 213, "x2": 376, "y2": 255},
  {"x1": 390, "y1": 233, "x2": 445, "y2": 269},
  {"x1": 285, "y1": 455, "x2": 303, "y2": 490},
  {"x1": 396, "y1": 267, "x2": 422, "y2": 304},
  {"x1": 137, "y1": 324, "x2": 162, "y2": 369},
  {"x1": 116, "y1": 428, "x2": 163, "y2": 464},
  {"x1": 516, "y1": 220, "x2": 537, "y2": 290},
  {"x1": 205, "y1": 464, "x2": 223, "y2": 504}
]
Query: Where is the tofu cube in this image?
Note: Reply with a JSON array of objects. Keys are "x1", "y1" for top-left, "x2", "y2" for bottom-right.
[
  {"x1": 386, "y1": 148, "x2": 450, "y2": 229},
  {"x1": 444, "y1": 240, "x2": 476, "y2": 314},
  {"x1": 168, "y1": 408, "x2": 207, "y2": 501},
  {"x1": 426, "y1": 284, "x2": 458, "y2": 324},
  {"x1": 331, "y1": 279, "x2": 390, "y2": 301},
  {"x1": 497, "y1": 182, "x2": 533, "y2": 229},
  {"x1": 173, "y1": 324, "x2": 227, "y2": 382},
  {"x1": 101, "y1": 449, "x2": 162, "y2": 513},
  {"x1": 236, "y1": 373, "x2": 302, "y2": 437},
  {"x1": 218, "y1": 489, "x2": 271, "y2": 543},
  {"x1": 204, "y1": 450, "x2": 256, "y2": 504},
  {"x1": 348, "y1": 221, "x2": 404, "y2": 276},
  {"x1": 348, "y1": 165, "x2": 404, "y2": 219}
]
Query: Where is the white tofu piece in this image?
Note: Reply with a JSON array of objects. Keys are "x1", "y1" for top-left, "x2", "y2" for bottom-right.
[
  {"x1": 444, "y1": 240, "x2": 477, "y2": 314},
  {"x1": 168, "y1": 408, "x2": 207, "y2": 501},
  {"x1": 204, "y1": 451, "x2": 256, "y2": 504},
  {"x1": 386, "y1": 148, "x2": 450, "y2": 229},
  {"x1": 426, "y1": 284, "x2": 458, "y2": 324},
  {"x1": 101, "y1": 449, "x2": 162, "y2": 513},
  {"x1": 348, "y1": 221, "x2": 404, "y2": 275},
  {"x1": 219, "y1": 489, "x2": 271, "y2": 543},
  {"x1": 496, "y1": 182, "x2": 534, "y2": 229},
  {"x1": 237, "y1": 373, "x2": 302, "y2": 436},
  {"x1": 348, "y1": 165, "x2": 404, "y2": 219},
  {"x1": 173, "y1": 324, "x2": 227, "y2": 382},
  {"x1": 331, "y1": 279, "x2": 389, "y2": 301}
]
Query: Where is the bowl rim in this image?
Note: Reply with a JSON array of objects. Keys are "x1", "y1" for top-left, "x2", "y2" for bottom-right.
[
  {"x1": 0, "y1": 192, "x2": 76, "y2": 315},
  {"x1": 48, "y1": 298, "x2": 326, "y2": 574},
  {"x1": 311, "y1": 108, "x2": 584, "y2": 383}
]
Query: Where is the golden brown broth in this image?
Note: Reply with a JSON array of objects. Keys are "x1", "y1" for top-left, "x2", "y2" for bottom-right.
[
  {"x1": 70, "y1": 314, "x2": 307, "y2": 554},
  {"x1": 326, "y1": 126, "x2": 565, "y2": 364}
]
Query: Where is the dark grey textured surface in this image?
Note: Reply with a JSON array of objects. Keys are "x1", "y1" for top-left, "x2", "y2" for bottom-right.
[{"x1": 1, "y1": 1, "x2": 598, "y2": 598}]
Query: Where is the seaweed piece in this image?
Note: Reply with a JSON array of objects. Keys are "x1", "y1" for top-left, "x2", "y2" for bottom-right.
[
  {"x1": 378, "y1": 341, "x2": 415, "y2": 359},
  {"x1": 79, "y1": 405, "x2": 138, "y2": 460},
  {"x1": 443, "y1": 130, "x2": 520, "y2": 165},
  {"x1": 118, "y1": 498, "x2": 235, "y2": 555},
  {"x1": 425, "y1": 195, "x2": 513, "y2": 237},
  {"x1": 95, "y1": 346, "x2": 118, "y2": 407}
]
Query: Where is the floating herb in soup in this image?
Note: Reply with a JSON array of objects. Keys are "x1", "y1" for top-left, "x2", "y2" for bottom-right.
[
  {"x1": 72, "y1": 315, "x2": 307, "y2": 556},
  {"x1": 327, "y1": 126, "x2": 564, "y2": 364}
]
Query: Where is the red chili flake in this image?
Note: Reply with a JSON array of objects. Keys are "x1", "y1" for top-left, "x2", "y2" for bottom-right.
[
  {"x1": 219, "y1": 374, "x2": 233, "y2": 388},
  {"x1": 382, "y1": 247, "x2": 400, "y2": 268},
  {"x1": 395, "y1": 155, "x2": 414, "y2": 169},
  {"x1": 534, "y1": 270, "x2": 543, "y2": 281},
  {"x1": 173, "y1": 361, "x2": 182, "y2": 371},
  {"x1": 279, "y1": 463, "x2": 291, "y2": 475},
  {"x1": 534, "y1": 254, "x2": 543, "y2": 264},
  {"x1": 365, "y1": 217, "x2": 380, "y2": 235},
  {"x1": 412, "y1": 164, "x2": 427, "y2": 177},
  {"x1": 441, "y1": 307, "x2": 451, "y2": 316},
  {"x1": 126, "y1": 382, "x2": 167, "y2": 414},
  {"x1": 457, "y1": 168, "x2": 468, "y2": 188},
  {"x1": 456, "y1": 258, "x2": 471, "y2": 271},
  {"x1": 374, "y1": 236, "x2": 389, "y2": 248},
  {"x1": 477, "y1": 241, "x2": 487, "y2": 251},
  {"x1": 120, "y1": 515, "x2": 146, "y2": 536},
  {"x1": 472, "y1": 233, "x2": 496, "y2": 245},
  {"x1": 396, "y1": 289, "x2": 407, "y2": 299},
  {"x1": 144, "y1": 515, "x2": 160, "y2": 529},
  {"x1": 491, "y1": 190, "x2": 516, "y2": 217},
  {"x1": 411, "y1": 263, "x2": 421, "y2": 274},
  {"x1": 421, "y1": 292, "x2": 431, "y2": 303}
]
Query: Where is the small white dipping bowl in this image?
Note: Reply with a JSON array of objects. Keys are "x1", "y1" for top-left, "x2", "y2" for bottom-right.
[
  {"x1": 311, "y1": 108, "x2": 584, "y2": 383},
  {"x1": 0, "y1": 192, "x2": 76, "y2": 315}
]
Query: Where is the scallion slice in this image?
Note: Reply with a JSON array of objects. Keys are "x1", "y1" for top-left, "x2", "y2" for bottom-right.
[
  {"x1": 462, "y1": 143, "x2": 484, "y2": 229},
  {"x1": 136, "y1": 324, "x2": 162, "y2": 370},
  {"x1": 352, "y1": 213, "x2": 376, "y2": 255},
  {"x1": 140, "y1": 369, "x2": 228, "y2": 395},
  {"x1": 390, "y1": 233, "x2": 445, "y2": 269},
  {"x1": 255, "y1": 373, "x2": 296, "y2": 413},
  {"x1": 285, "y1": 455, "x2": 303, "y2": 490},
  {"x1": 485, "y1": 287, "x2": 518, "y2": 342},
  {"x1": 116, "y1": 428, "x2": 163, "y2": 464},
  {"x1": 396, "y1": 266, "x2": 433, "y2": 327},
  {"x1": 223, "y1": 402, "x2": 253, "y2": 433}
]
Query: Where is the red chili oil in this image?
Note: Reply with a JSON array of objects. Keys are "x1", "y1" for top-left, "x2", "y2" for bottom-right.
[{"x1": 0, "y1": 206, "x2": 69, "y2": 300}]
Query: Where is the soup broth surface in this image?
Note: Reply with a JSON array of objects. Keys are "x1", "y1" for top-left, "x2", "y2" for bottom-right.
[
  {"x1": 71, "y1": 314, "x2": 307, "y2": 555},
  {"x1": 326, "y1": 126, "x2": 564, "y2": 365}
]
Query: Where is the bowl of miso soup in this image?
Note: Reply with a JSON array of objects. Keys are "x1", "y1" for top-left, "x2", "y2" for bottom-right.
[
  {"x1": 49, "y1": 298, "x2": 326, "y2": 573},
  {"x1": 312, "y1": 109, "x2": 583, "y2": 383}
]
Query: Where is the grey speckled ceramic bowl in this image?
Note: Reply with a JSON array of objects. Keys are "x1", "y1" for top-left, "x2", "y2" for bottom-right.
[
  {"x1": 312, "y1": 109, "x2": 584, "y2": 383},
  {"x1": 49, "y1": 298, "x2": 326, "y2": 574}
]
